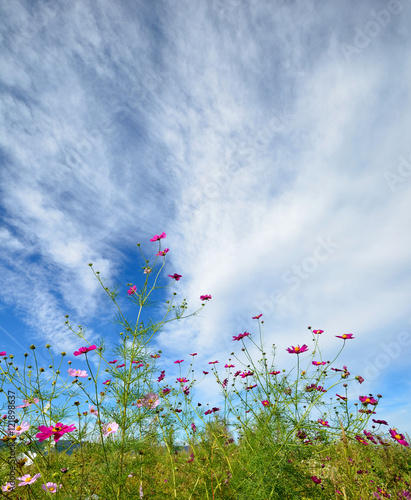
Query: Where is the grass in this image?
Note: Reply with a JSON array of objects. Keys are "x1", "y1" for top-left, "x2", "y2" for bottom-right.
[{"x1": 0, "y1": 424, "x2": 410, "y2": 499}]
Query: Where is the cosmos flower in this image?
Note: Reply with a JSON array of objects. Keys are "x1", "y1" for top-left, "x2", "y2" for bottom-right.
[
  {"x1": 73, "y1": 345, "x2": 97, "y2": 356},
  {"x1": 168, "y1": 273, "x2": 182, "y2": 281},
  {"x1": 150, "y1": 232, "x2": 166, "y2": 241},
  {"x1": 286, "y1": 345, "x2": 309, "y2": 354},
  {"x1": 200, "y1": 295, "x2": 212, "y2": 301},
  {"x1": 335, "y1": 333, "x2": 355, "y2": 340}
]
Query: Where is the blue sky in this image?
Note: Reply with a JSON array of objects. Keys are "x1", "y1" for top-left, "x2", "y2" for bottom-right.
[{"x1": 1, "y1": 0, "x2": 411, "y2": 439}]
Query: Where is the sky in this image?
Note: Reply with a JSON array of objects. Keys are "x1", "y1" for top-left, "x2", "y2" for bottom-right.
[{"x1": 1, "y1": 0, "x2": 411, "y2": 440}]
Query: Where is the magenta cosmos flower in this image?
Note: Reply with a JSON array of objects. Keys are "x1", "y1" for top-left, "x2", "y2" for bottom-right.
[
  {"x1": 318, "y1": 419, "x2": 330, "y2": 427},
  {"x1": 156, "y1": 248, "x2": 169, "y2": 256},
  {"x1": 312, "y1": 329, "x2": 324, "y2": 334},
  {"x1": 261, "y1": 400, "x2": 270, "y2": 407},
  {"x1": 36, "y1": 423, "x2": 76, "y2": 443},
  {"x1": 389, "y1": 428, "x2": 409, "y2": 446},
  {"x1": 150, "y1": 232, "x2": 166, "y2": 241},
  {"x1": 312, "y1": 361, "x2": 326, "y2": 366},
  {"x1": 200, "y1": 294, "x2": 212, "y2": 301},
  {"x1": 359, "y1": 396, "x2": 378, "y2": 406},
  {"x1": 128, "y1": 285, "x2": 137, "y2": 295},
  {"x1": 103, "y1": 422, "x2": 119, "y2": 437},
  {"x1": 286, "y1": 345, "x2": 309, "y2": 354},
  {"x1": 232, "y1": 332, "x2": 250, "y2": 341},
  {"x1": 42, "y1": 482, "x2": 62, "y2": 494},
  {"x1": 252, "y1": 314, "x2": 263, "y2": 319},
  {"x1": 68, "y1": 368, "x2": 88, "y2": 378},
  {"x1": 0, "y1": 351, "x2": 6, "y2": 356},
  {"x1": 372, "y1": 419, "x2": 388, "y2": 425},
  {"x1": 134, "y1": 393, "x2": 159, "y2": 409},
  {"x1": 174, "y1": 359, "x2": 184, "y2": 364},
  {"x1": 168, "y1": 273, "x2": 182, "y2": 281},
  {"x1": 336, "y1": 333, "x2": 355, "y2": 340},
  {"x1": 177, "y1": 377, "x2": 188, "y2": 383},
  {"x1": 73, "y1": 345, "x2": 97, "y2": 356},
  {"x1": 17, "y1": 473, "x2": 41, "y2": 486}
]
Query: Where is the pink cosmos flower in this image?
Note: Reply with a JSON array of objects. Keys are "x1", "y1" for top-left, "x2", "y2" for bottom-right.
[
  {"x1": 200, "y1": 294, "x2": 212, "y2": 301},
  {"x1": 232, "y1": 332, "x2": 250, "y2": 341},
  {"x1": 246, "y1": 384, "x2": 257, "y2": 390},
  {"x1": 356, "y1": 375, "x2": 365, "y2": 384},
  {"x1": 209, "y1": 360, "x2": 218, "y2": 364},
  {"x1": 143, "y1": 267, "x2": 152, "y2": 274},
  {"x1": 8, "y1": 421, "x2": 30, "y2": 436},
  {"x1": 134, "y1": 393, "x2": 160, "y2": 409},
  {"x1": 336, "y1": 333, "x2": 355, "y2": 340},
  {"x1": 103, "y1": 422, "x2": 119, "y2": 437},
  {"x1": 116, "y1": 364, "x2": 125, "y2": 368},
  {"x1": 183, "y1": 386, "x2": 190, "y2": 395},
  {"x1": 222, "y1": 378, "x2": 228, "y2": 388},
  {"x1": 190, "y1": 353, "x2": 197, "y2": 356},
  {"x1": 252, "y1": 314, "x2": 263, "y2": 319},
  {"x1": 168, "y1": 273, "x2": 182, "y2": 281},
  {"x1": 151, "y1": 354, "x2": 160, "y2": 358},
  {"x1": 203, "y1": 371, "x2": 209, "y2": 375},
  {"x1": 73, "y1": 345, "x2": 97, "y2": 356},
  {"x1": 156, "y1": 248, "x2": 169, "y2": 256},
  {"x1": 239, "y1": 370, "x2": 253, "y2": 378},
  {"x1": 359, "y1": 396, "x2": 378, "y2": 406},
  {"x1": 174, "y1": 359, "x2": 184, "y2": 364},
  {"x1": 270, "y1": 370, "x2": 281, "y2": 375},
  {"x1": 15, "y1": 398, "x2": 40, "y2": 409},
  {"x1": 225, "y1": 364, "x2": 235, "y2": 368},
  {"x1": 68, "y1": 368, "x2": 88, "y2": 378},
  {"x1": 150, "y1": 232, "x2": 166, "y2": 241},
  {"x1": 318, "y1": 419, "x2": 330, "y2": 427},
  {"x1": 311, "y1": 476, "x2": 321, "y2": 484},
  {"x1": 133, "y1": 363, "x2": 144, "y2": 368},
  {"x1": 17, "y1": 473, "x2": 41, "y2": 486},
  {"x1": 286, "y1": 344, "x2": 309, "y2": 354},
  {"x1": 158, "y1": 370, "x2": 165, "y2": 382},
  {"x1": 162, "y1": 388, "x2": 171, "y2": 395},
  {"x1": 372, "y1": 419, "x2": 388, "y2": 425},
  {"x1": 109, "y1": 360, "x2": 118, "y2": 364},
  {"x1": 0, "y1": 351, "x2": 6, "y2": 356},
  {"x1": 312, "y1": 361, "x2": 326, "y2": 366},
  {"x1": 191, "y1": 423, "x2": 197, "y2": 432},
  {"x1": 128, "y1": 285, "x2": 137, "y2": 295},
  {"x1": 103, "y1": 379, "x2": 111, "y2": 385},
  {"x1": 36, "y1": 423, "x2": 76, "y2": 443},
  {"x1": 389, "y1": 428, "x2": 409, "y2": 446},
  {"x1": 2, "y1": 483, "x2": 14, "y2": 492},
  {"x1": 261, "y1": 400, "x2": 270, "y2": 406},
  {"x1": 312, "y1": 329, "x2": 324, "y2": 334},
  {"x1": 177, "y1": 377, "x2": 188, "y2": 383},
  {"x1": 42, "y1": 482, "x2": 62, "y2": 494},
  {"x1": 89, "y1": 405, "x2": 99, "y2": 417}
]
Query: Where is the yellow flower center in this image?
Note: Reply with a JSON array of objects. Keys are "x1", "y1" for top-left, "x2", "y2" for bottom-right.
[
  {"x1": 148, "y1": 399, "x2": 153, "y2": 404},
  {"x1": 295, "y1": 347, "x2": 300, "y2": 352},
  {"x1": 395, "y1": 434, "x2": 401, "y2": 439},
  {"x1": 52, "y1": 426, "x2": 62, "y2": 432},
  {"x1": 49, "y1": 487, "x2": 55, "y2": 492},
  {"x1": 107, "y1": 427, "x2": 112, "y2": 432},
  {"x1": 25, "y1": 476, "x2": 32, "y2": 482}
]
